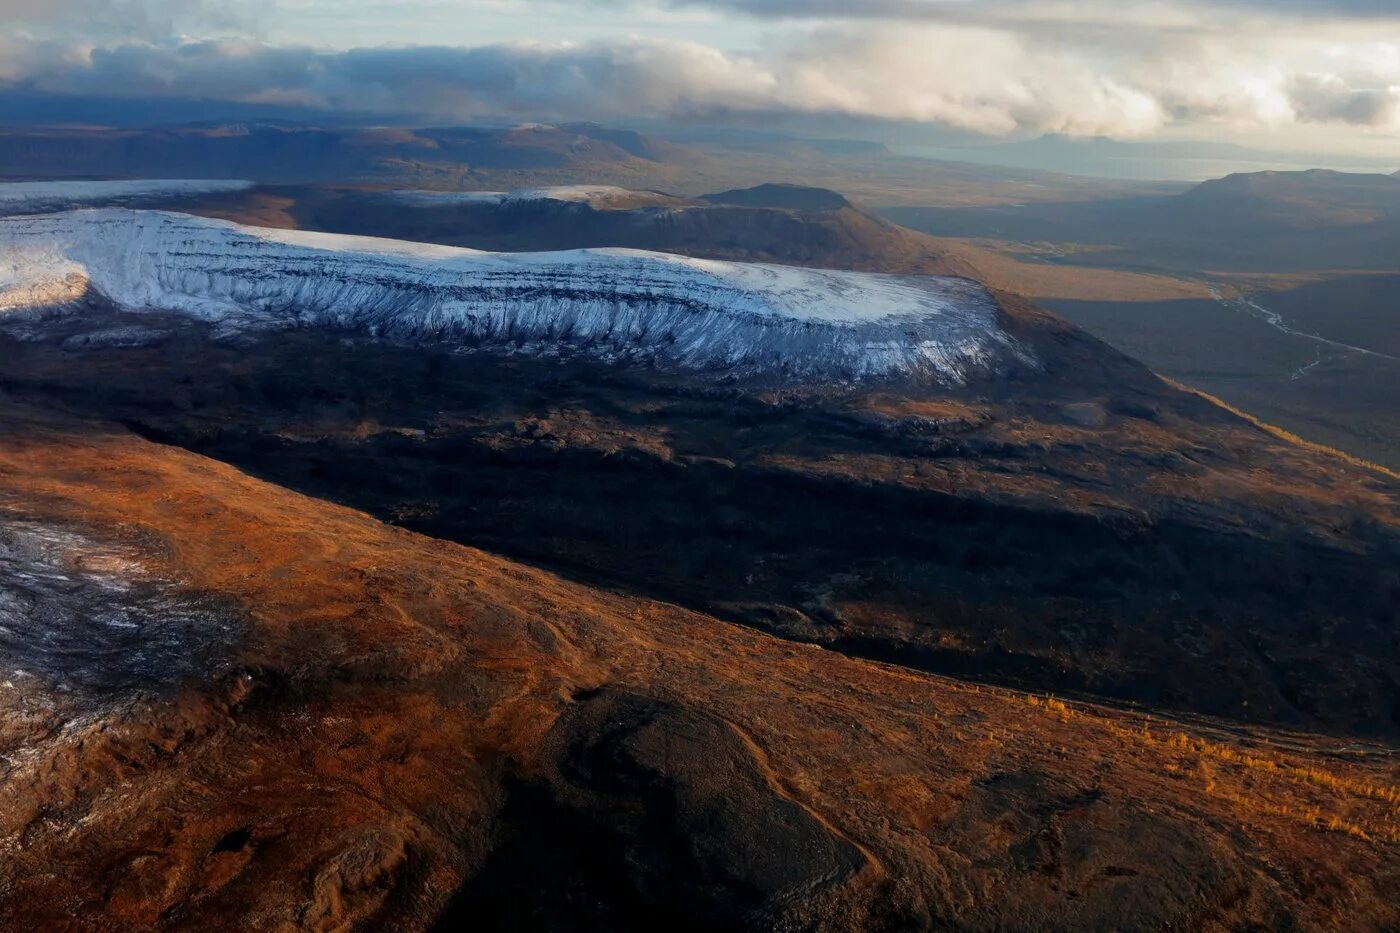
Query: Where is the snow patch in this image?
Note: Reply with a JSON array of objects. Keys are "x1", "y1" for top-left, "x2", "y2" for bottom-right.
[
  {"x1": 0, "y1": 208, "x2": 1026, "y2": 383},
  {"x1": 383, "y1": 185, "x2": 654, "y2": 208},
  {"x1": 507, "y1": 185, "x2": 638, "y2": 203},
  {"x1": 0, "y1": 516, "x2": 238, "y2": 700}
]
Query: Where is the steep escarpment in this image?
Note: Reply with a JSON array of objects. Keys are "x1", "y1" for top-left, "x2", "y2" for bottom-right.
[{"x1": 0, "y1": 209, "x2": 1022, "y2": 383}]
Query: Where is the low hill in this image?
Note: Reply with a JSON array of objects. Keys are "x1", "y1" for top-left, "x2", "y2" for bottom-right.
[
  {"x1": 1179, "y1": 169, "x2": 1400, "y2": 228},
  {"x1": 702, "y1": 183, "x2": 853, "y2": 211},
  {"x1": 171, "y1": 182, "x2": 953, "y2": 272}
]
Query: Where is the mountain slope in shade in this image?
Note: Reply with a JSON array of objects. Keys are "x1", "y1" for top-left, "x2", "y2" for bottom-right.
[{"x1": 3, "y1": 284, "x2": 1397, "y2": 740}]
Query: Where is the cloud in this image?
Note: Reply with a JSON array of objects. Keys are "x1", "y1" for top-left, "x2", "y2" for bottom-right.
[
  {"x1": 661, "y1": 0, "x2": 1400, "y2": 19},
  {"x1": 1288, "y1": 73, "x2": 1400, "y2": 127},
  {"x1": 0, "y1": 0, "x2": 264, "y2": 40},
  {"x1": 763, "y1": 26, "x2": 1165, "y2": 136},
  {"x1": 0, "y1": 31, "x2": 1165, "y2": 135},
  {"x1": 5, "y1": 37, "x2": 775, "y2": 118},
  {"x1": 0, "y1": 15, "x2": 1396, "y2": 140}
]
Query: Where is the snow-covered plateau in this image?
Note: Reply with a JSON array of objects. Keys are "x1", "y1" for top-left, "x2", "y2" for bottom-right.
[
  {"x1": 383, "y1": 185, "x2": 657, "y2": 208},
  {"x1": 0, "y1": 180, "x2": 253, "y2": 216},
  {"x1": 0, "y1": 208, "x2": 1026, "y2": 382}
]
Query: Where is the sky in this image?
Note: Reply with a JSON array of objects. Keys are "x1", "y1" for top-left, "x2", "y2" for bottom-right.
[{"x1": 1, "y1": 0, "x2": 1398, "y2": 171}]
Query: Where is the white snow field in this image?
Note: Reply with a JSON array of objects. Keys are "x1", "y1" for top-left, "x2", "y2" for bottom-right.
[
  {"x1": 0, "y1": 180, "x2": 253, "y2": 216},
  {"x1": 383, "y1": 186, "x2": 660, "y2": 208},
  {"x1": 0, "y1": 209, "x2": 1026, "y2": 382}
]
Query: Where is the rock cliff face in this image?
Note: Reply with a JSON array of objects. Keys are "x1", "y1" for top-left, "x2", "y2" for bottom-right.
[{"x1": 0, "y1": 209, "x2": 1023, "y2": 383}]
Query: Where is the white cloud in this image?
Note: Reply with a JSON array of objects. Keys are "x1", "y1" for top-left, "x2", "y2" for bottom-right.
[
  {"x1": 0, "y1": 0, "x2": 265, "y2": 40},
  {"x1": 661, "y1": 0, "x2": 1400, "y2": 22},
  {"x1": 0, "y1": 2, "x2": 1397, "y2": 143},
  {"x1": 764, "y1": 26, "x2": 1165, "y2": 136}
]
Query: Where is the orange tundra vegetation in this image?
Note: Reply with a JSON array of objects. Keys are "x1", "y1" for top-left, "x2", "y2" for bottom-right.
[{"x1": 0, "y1": 400, "x2": 1396, "y2": 929}]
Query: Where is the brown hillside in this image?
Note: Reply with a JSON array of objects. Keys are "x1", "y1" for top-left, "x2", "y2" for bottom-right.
[{"x1": 0, "y1": 400, "x2": 1396, "y2": 929}]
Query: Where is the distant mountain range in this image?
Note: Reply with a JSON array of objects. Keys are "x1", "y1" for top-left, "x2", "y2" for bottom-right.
[
  {"x1": 1179, "y1": 168, "x2": 1400, "y2": 228},
  {"x1": 887, "y1": 168, "x2": 1400, "y2": 272},
  {"x1": 0, "y1": 121, "x2": 685, "y2": 184},
  {"x1": 0, "y1": 118, "x2": 1178, "y2": 209},
  {"x1": 896, "y1": 133, "x2": 1398, "y2": 181}
]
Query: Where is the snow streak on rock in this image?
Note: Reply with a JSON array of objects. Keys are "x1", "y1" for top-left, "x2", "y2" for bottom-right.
[{"x1": 0, "y1": 518, "x2": 239, "y2": 700}]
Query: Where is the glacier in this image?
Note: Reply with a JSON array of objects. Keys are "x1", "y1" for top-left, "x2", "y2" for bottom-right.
[
  {"x1": 0, "y1": 180, "x2": 253, "y2": 216},
  {"x1": 0, "y1": 208, "x2": 1025, "y2": 383}
]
